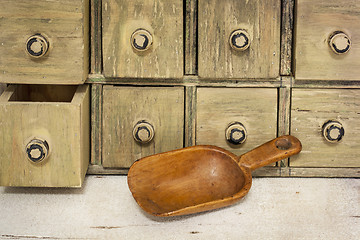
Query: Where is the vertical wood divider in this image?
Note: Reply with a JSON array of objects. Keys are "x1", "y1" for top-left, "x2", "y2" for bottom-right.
[
  {"x1": 185, "y1": 86, "x2": 197, "y2": 147},
  {"x1": 278, "y1": 77, "x2": 293, "y2": 175},
  {"x1": 91, "y1": 84, "x2": 103, "y2": 165},
  {"x1": 185, "y1": 0, "x2": 198, "y2": 75},
  {"x1": 280, "y1": 0, "x2": 295, "y2": 76},
  {"x1": 90, "y1": 0, "x2": 103, "y2": 74}
]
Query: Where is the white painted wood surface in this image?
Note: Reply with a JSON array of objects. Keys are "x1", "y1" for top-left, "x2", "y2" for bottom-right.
[{"x1": 0, "y1": 176, "x2": 359, "y2": 239}]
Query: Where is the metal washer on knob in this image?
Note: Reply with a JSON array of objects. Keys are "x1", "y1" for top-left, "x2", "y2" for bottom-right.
[
  {"x1": 322, "y1": 120, "x2": 345, "y2": 143},
  {"x1": 131, "y1": 29, "x2": 153, "y2": 52},
  {"x1": 225, "y1": 122, "x2": 247, "y2": 145},
  {"x1": 26, "y1": 34, "x2": 49, "y2": 58},
  {"x1": 229, "y1": 29, "x2": 251, "y2": 51},
  {"x1": 25, "y1": 138, "x2": 50, "y2": 163},
  {"x1": 133, "y1": 121, "x2": 155, "y2": 144}
]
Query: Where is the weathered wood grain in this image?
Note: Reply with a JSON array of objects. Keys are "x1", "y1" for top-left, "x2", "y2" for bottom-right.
[
  {"x1": 288, "y1": 167, "x2": 360, "y2": 178},
  {"x1": 0, "y1": 0, "x2": 89, "y2": 84},
  {"x1": 185, "y1": 0, "x2": 197, "y2": 75},
  {"x1": 102, "y1": 0, "x2": 183, "y2": 78},
  {"x1": 90, "y1": 0, "x2": 102, "y2": 74},
  {"x1": 280, "y1": 0, "x2": 294, "y2": 76},
  {"x1": 196, "y1": 87, "x2": 278, "y2": 163},
  {"x1": 91, "y1": 84, "x2": 102, "y2": 165},
  {"x1": 291, "y1": 88, "x2": 360, "y2": 167},
  {"x1": 294, "y1": 0, "x2": 360, "y2": 80},
  {"x1": 0, "y1": 85, "x2": 89, "y2": 187},
  {"x1": 198, "y1": 0, "x2": 281, "y2": 79},
  {"x1": 102, "y1": 86, "x2": 184, "y2": 168},
  {"x1": 278, "y1": 77, "x2": 293, "y2": 167},
  {"x1": 184, "y1": 86, "x2": 197, "y2": 147}
]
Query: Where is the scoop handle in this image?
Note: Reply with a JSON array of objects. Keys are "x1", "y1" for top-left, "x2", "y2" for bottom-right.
[{"x1": 238, "y1": 135, "x2": 302, "y2": 171}]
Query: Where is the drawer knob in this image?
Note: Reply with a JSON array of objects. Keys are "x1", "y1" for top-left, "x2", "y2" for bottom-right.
[
  {"x1": 229, "y1": 29, "x2": 250, "y2": 51},
  {"x1": 225, "y1": 122, "x2": 247, "y2": 145},
  {"x1": 26, "y1": 34, "x2": 49, "y2": 58},
  {"x1": 329, "y1": 31, "x2": 351, "y2": 54},
  {"x1": 133, "y1": 121, "x2": 155, "y2": 143},
  {"x1": 322, "y1": 120, "x2": 344, "y2": 143},
  {"x1": 25, "y1": 138, "x2": 50, "y2": 163},
  {"x1": 131, "y1": 29, "x2": 153, "y2": 52}
]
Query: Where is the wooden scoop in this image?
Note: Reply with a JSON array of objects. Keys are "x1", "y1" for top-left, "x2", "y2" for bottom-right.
[{"x1": 128, "y1": 135, "x2": 301, "y2": 217}]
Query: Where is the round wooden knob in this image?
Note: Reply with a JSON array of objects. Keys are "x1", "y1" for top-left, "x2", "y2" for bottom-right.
[
  {"x1": 26, "y1": 34, "x2": 49, "y2": 58},
  {"x1": 25, "y1": 138, "x2": 49, "y2": 163},
  {"x1": 225, "y1": 122, "x2": 247, "y2": 145},
  {"x1": 329, "y1": 31, "x2": 351, "y2": 54},
  {"x1": 131, "y1": 29, "x2": 153, "y2": 51},
  {"x1": 133, "y1": 121, "x2": 155, "y2": 143},
  {"x1": 322, "y1": 120, "x2": 344, "y2": 143},
  {"x1": 229, "y1": 29, "x2": 250, "y2": 51}
]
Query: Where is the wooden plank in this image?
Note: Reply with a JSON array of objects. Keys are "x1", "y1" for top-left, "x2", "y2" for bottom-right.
[
  {"x1": 87, "y1": 76, "x2": 282, "y2": 88},
  {"x1": 198, "y1": 0, "x2": 281, "y2": 79},
  {"x1": 90, "y1": 0, "x2": 102, "y2": 74},
  {"x1": 91, "y1": 84, "x2": 102, "y2": 165},
  {"x1": 102, "y1": 0, "x2": 183, "y2": 78},
  {"x1": 291, "y1": 88, "x2": 360, "y2": 167},
  {"x1": 79, "y1": 85, "x2": 91, "y2": 183},
  {"x1": 294, "y1": 0, "x2": 360, "y2": 80},
  {"x1": 0, "y1": 0, "x2": 89, "y2": 84},
  {"x1": 102, "y1": 86, "x2": 184, "y2": 168},
  {"x1": 280, "y1": 0, "x2": 294, "y2": 76},
  {"x1": 185, "y1": 0, "x2": 197, "y2": 75},
  {"x1": 184, "y1": 86, "x2": 196, "y2": 147},
  {"x1": 278, "y1": 77, "x2": 292, "y2": 167},
  {"x1": 294, "y1": 80, "x2": 360, "y2": 89},
  {"x1": 288, "y1": 167, "x2": 360, "y2": 178}
]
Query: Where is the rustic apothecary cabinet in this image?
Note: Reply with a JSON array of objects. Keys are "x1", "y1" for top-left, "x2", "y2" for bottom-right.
[{"x1": 0, "y1": 0, "x2": 359, "y2": 187}]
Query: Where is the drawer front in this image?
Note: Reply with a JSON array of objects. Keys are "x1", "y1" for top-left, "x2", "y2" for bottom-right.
[
  {"x1": 0, "y1": 0, "x2": 89, "y2": 84},
  {"x1": 196, "y1": 88, "x2": 277, "y2": 158},
  {"x1": 198, "y1": 0, "x2": 281, "y2": 79},
  {"x1": 102, "y1": 0, "x2": 183, "y2": 79},
  {"x1": 291, "y1": 89, "x2": 360, "y2": 167},
  {"x1": 102, "y1": 86, "x2": 184, "y2": 168},
  {"x1": 0, "y1": 85, "x2": 90, "y2": 187},
  {"x1": 294, "y1": 0, "x2": 360, "y2": 80}
]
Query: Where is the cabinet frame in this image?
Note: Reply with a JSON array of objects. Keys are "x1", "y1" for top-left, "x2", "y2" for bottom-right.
[{"x1": 88, "y1": 0, "x2": 359, "y2": 177}]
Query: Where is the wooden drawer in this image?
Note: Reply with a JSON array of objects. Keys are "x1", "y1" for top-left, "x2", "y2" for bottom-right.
[
  {"x1": 196, "y1": 88, "x2": 277, "y2": 159},
  {"x1": 0, "y1": 84, "x2": 90, "y2": 187},
  {"x1": 294, "y1": 0, "x2": 360, "y2": 81},
  {"x1": 198, "y1": 0, "x2": 281, "y2": 79},
  {"x1": 291, "y1": 89, "x2": 360, "y2": 167},
  {"x1": 102, "y1": 0, "x2": 183, "y2": 79},
  {"x1": 102, "y1": 86, "x2": 184, "y2": 168},
  {"x1": 0, "y1": 0, "x2": 89, "y2": 84}
]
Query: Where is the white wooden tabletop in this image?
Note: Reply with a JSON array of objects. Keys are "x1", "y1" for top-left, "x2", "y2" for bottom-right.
[{"x1": 0, "y1": 176, "x2": 359, "y2": 240}]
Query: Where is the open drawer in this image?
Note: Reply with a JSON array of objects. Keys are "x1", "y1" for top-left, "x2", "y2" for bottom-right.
[{"x1": 0, "y1": 84, "x2": 89, "y2": 187}]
